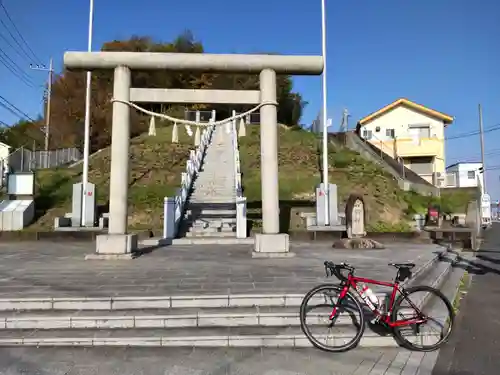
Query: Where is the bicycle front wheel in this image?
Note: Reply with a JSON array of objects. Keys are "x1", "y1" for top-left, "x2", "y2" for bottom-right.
[
  {"x1": 391, "y1": 285, "x2": 454, "y2": 352},
  {"x1": 300, "y1": 284, "x2": 365, "y2": 352}
]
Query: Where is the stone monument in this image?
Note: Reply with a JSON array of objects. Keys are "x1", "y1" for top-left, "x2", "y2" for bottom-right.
[{"x1": 345, "y1": 194, "x2": 366, "y2": 239}]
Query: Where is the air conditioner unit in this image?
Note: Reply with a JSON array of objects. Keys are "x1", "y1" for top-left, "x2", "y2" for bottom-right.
[{"x1": 433, "y1": 172, "x2": 445, "y2": 187}]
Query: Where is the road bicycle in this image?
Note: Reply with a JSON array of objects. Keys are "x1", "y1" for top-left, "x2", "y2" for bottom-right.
[{"x1": 299, "y1": 261, "x2": 454, "y2": 352}]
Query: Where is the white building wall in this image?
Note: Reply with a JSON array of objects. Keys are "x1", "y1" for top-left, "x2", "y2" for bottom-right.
[
  {"x1": 0, "y1": 143, "x2": 10, "y2": 171},
  {"x1": 446, "y1": 162, "x2": 483, "y2": 188}
]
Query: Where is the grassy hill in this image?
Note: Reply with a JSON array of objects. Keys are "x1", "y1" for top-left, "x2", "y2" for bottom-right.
[
  {"x1": 238, "y1": 126, "x2": 410, "y2": 232},
  {"x1": 26, "y1": 124, "x2": 419, "y2": 233},
  {"x1": 31, "y1": 125, "x2": 193, "y2": 231}
]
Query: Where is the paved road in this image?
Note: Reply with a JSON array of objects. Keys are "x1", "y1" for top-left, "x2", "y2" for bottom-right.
[
  {"x1": 0, "y1": 241, "x2": 440, "y2": 297},
  {"x1": 433, "y1": 223, "x2": 500, "y2": 375},
  {"x1": 0, "y1": 347, "x2": 437, "y2": 375}
]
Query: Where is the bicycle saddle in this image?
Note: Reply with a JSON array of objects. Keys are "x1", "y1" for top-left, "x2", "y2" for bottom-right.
[{"x1": 388, "y1": 262, "x2": 415, "y2": 269}]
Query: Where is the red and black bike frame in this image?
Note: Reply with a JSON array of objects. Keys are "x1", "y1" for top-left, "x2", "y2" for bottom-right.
[{"x1": 330, "y1": 274, "x2": 427, "y2": 327}]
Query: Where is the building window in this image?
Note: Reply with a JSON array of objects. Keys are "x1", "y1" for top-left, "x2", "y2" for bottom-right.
[
  {"x1": 363, "y1": 130, "x2": 373, "y2": 140},
  {"x1": 375, "y1": 126, "x2": 381, "y2": 132},
  {"x1": 386, "y1": 129, "x2": 395, "y2": 138},
  {"x1": 408, "y1": 125, "x2": 431, "y2": 138},
  {"x1": 467, "y1": 170, "x2": 475, "y2": 179}
]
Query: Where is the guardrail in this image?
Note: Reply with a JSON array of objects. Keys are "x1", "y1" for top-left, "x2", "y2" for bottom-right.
[
  {"x1": 231, "y1": 110, "x2": 247, "y2": 239},
  {"x1": 162, "y1": 115, "x2": 216, "y2": 239}
]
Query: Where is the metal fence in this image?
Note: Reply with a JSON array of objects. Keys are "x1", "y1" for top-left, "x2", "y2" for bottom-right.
[
  {"x1": 6, "y1": 147, "x2": 81, "y2": 172},
  {"x1": 184, "y1": 110, "x2": 213, "y2": 123},
  {"x1": 245, "y1": 113, "x2": 260, "y2": 124}
]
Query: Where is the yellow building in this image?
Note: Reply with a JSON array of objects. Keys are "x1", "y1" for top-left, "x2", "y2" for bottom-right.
[{"x1": 357, "y1": 98, "x2": 454, "y2": 185}]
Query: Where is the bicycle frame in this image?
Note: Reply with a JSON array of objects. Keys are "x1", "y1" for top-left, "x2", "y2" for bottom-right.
[{"x1": 331, "y1": 274, "x2": 427, "y2": 328}]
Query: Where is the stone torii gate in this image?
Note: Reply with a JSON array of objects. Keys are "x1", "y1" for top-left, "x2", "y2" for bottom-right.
[{"x1": 63, "y1": 52, "x2": 323, "y2": 257}]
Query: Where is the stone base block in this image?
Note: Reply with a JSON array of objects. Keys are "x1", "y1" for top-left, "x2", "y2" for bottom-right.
[
  {"x1": 94, "y1": 233, "x2": 138, "y2": 255},
  {"x1": 253, "y1": 233, "x2": 290, "y2": 254},
  {"x1": 85, "y1": 253, "x2": 134, "y2": 260},
  {"x1": 252, "y1": 251, "x2": 296, "y2": 258}
]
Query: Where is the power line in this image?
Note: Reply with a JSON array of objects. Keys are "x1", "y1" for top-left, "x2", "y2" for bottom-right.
[
  {"x1": 0, "y1": 97, "x2": 49, "y2": 147},
  {"x1": 0, "y1": 94, "x2": 35, "y2": 121},
  {"x1": 0, "y1": 29, "x2": 32, "y2": 64},
  {"x1": 454, "y1": 147, "x2": 500, "y2": 160},
  {"x1": 0, "y1": 53, "x2": 36, "y2": 87},
  {"x1": 0, "y1": 18, "x2": 35, "y2": 64},
  {"x1": 446, "y1": 124, "x2": 500, "y2": 140},
  {"x1": 0, "y1": 46, "x2": 37, "y2": 87},
  {"x1": 0, "y1": 100, "x2": 22, "y2": 119},
  {"x1": 0, "y1": 93, "x2": 71, "y2": 145},
  {"x1": 0, "y1": 1, "x2": 43, "y2": 65},
  {"x1": 483, "y1": 165, "x2": 500, "y2": 171}
]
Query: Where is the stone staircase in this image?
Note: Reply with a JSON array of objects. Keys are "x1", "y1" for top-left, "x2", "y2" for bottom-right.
[
  {"x1": 0, "y1": 247, "x2": 467, "y2": 347},
  {"x1": 182, "y1": 125, "x2": 238, "y2": 238}
]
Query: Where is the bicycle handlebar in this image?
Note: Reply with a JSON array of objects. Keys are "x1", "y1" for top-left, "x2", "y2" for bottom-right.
[{"x1": 324, "y1": 261, "x2": 354, "y2": 281}]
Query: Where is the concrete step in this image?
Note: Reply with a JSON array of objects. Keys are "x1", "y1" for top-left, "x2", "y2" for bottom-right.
[
  {"x1": 189, "y1": 220, "x2": 236, "y2": 227},
  {"x1": 0, "y1": 325, "x2": 437, "y2": 348},
  {"x1": 0, "y1": 252, "x2": 458, "y2": 350},
  {"x1": 192, "y1": 185, "x2": 235, "y2": 189},
  {"x1": 425, "y1": 251, "x2": 468, "y2": 315},
  {"x1": 190, "y1": 176, "x2": 235, "y2": 182},
  {"x1": 190, "y1": 220, "x2": 236, "y2": 229},
  {"x1": 190, "y1": 195, "x2": 237, "y2": 201},
  {"x1": 0, "y1": 249, "x2": 457, "y2": 349},
  {"x1": 0, "y1": 292, "x2": 393, "y2": 313},
  {"x1": 407, "y1": 248, "x2": 458, "y2": 308},
  {"x1": 191, "y1": 190, "x2": 236, "y2": 195},
  {"x1": 188, "y1": 199, "x2": 237, "y2": 204},
  {"x1": 188, "y1": 226, "x2": 219, "y2": 233},
  {"x1": 0, "y1": 306, "x2": 358, "y2": 330},
  {"x1": 185, "y1": 212, "x2": 237, "y2": 219},
  {"x1": 189, "y1": 225, "x2": 232, "y2": 233},
  {"x1": 191, "y1": 218, "x2": 235, "y2": 224},
  {"x1": 186, "y1": 230, "x2": 236, "y2": 238},
  {"x1": 191, "y1": 183, "x2": 235, "y2": 188},
  {"x1": 170, "y1": 237, "x2": 255, "y2": 245},
  {"x1": 191, "y1": 189, "x2": 234, "y2": 194},
  {"x1": 186, "y1": 206, "x2": 236, "y2": 212}
]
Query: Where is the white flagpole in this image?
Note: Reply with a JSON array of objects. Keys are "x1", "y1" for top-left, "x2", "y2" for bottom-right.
[
  {"x1": 81, "y1": 0, "x2": 94, "y2": 226},
  {"x1": 321, "y1": 0, "x2": 330, "y2": 225}
]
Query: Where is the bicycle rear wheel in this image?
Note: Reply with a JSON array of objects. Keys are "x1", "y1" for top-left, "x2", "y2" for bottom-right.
[
  {"x1": 300, "y1": 284, "x2": 365, "y2": 352},
  {"x1": 391, "y1": 285, "x2": 454, "y2": 352}
]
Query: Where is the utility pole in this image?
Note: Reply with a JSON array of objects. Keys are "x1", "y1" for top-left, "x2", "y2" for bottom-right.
[
  {"x1": 30, "y1": 57, "x2": 53, "y2": 168},
  {"x1": 478, "y1": 104, "x2": 486, "y2": 194}
]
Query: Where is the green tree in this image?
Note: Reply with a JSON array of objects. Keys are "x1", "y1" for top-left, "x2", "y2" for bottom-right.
[{"x1": 6, "y1": 31, "x2": 307, "y2": 152}]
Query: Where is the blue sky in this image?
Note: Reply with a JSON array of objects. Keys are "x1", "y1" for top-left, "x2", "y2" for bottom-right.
[{"x1": 1, "y1": 0, "x2": 499, "y2": 198}]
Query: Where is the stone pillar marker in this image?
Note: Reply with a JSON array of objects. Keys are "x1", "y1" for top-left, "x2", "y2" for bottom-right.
[
  {"x1": 89, "y1": 65, "x2": 138, "y2": 259},
  {"x1": 253, "y1": 69, "x2": 291, "y2": 258},
  {"x1": 345, "y1": 194, "x2": 366, "y2": 239}
]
